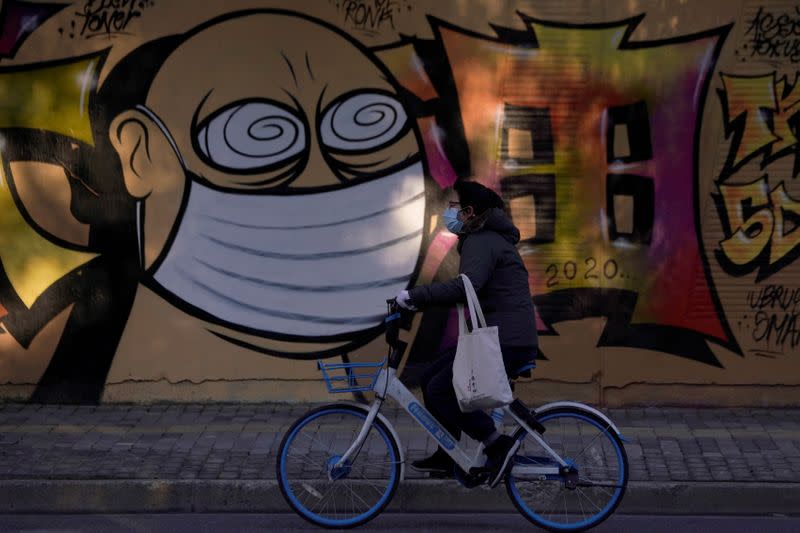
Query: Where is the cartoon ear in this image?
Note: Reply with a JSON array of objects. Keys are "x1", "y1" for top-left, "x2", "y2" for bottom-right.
[{"x1": 109, "y1": 109, "x2": 159, "y2": 200}]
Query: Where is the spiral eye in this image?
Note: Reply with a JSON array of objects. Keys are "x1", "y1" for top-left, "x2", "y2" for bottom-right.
[
  {"x1": 196, "y1": 101, "x2": 306, "y2": 171},
  {"x1": 320, "y1": 92, "x2": 408, "y2": 152}
]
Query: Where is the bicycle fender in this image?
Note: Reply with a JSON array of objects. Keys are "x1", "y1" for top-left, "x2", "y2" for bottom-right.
[
  {"x1": 535, "y1": 401, "x2": 629, "y2": 443},
  {"x1": 335, "y1": 401, "x2": 407, "y2": 480}
]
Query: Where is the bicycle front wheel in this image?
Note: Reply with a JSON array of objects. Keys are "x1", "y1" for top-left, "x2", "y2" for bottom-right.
[
  {"x1": 506, "y1": 407, "x2": 628, "y2": 532},
  {"x1": 276, "y1": 404, "x2": 401, "y2": 529}
]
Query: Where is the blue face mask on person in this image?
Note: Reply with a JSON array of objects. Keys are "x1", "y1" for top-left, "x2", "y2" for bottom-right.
[{"x1": 443, "y1": 207, "x2": 463, "y2": 234}]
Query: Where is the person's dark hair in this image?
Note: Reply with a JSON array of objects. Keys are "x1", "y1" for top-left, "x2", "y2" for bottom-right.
[{"x1": 453, "y1": 180, "x2": 505, "y2": 215}]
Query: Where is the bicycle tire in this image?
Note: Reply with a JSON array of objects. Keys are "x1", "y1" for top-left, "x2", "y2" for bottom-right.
[
  {"x1": 506, "y1": 407, "x2": 628, "y2": 532},
  {"x1": 276, "y1": 403, "x2": 402, "y2": 529}
]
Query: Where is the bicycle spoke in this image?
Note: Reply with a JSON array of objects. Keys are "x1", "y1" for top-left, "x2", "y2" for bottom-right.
[
  {"x1": 351, "y1": 471, "x2": 391, "y2": 497},
  {"x1": 310, "y1": 482, "x2": 337, "y2": 515},
  {"x1": 576, "y1": 486, "x2": 603, "y2": 513},
  {"x1": 577, "y1": 487, "x2": 586, "y2": 523},
  {"x1": 347, "y1": 480, "x2": 357, "y2": 516},
  {"x1": 284, "y1": 453, "x2": 326, "y2": 470},
  {"x1": 541, "y1": 484, "x2": 564, "y2": 518},
  {"x1": 345, "y1": 483, "x2": 375, "y2": 512},
  {"x1": 332, "y1": 485, "x2": 338, "y2": 520},
  {"x1": 544, "y1": 488, "x2": 562, "y2": 523},
  {"x1": 578, "y1": 478, "x2": 616, "y2": 495},
  {"x1": 574, "y1": 425, "x2": 612, "y2": 461}
]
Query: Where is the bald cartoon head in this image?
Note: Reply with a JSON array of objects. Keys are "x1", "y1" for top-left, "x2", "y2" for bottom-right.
[{"x1": 108, "y1": 11, "x2": 426, "y2": 347}]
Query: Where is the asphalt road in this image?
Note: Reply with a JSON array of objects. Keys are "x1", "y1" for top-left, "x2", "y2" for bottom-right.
[{"x1": 0, "y1": 513, "x2": 798, "y2": 532}]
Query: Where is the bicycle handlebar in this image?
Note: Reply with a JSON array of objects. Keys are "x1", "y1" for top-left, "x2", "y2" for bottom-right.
[{"x1": 384, "y1": 298, "x2": 410, "y2": 370}]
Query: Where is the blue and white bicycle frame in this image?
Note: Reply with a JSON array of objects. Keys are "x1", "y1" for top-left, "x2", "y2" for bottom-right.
[{"x1": 332, "y1": 364, "x2": 624, "y2": 481}]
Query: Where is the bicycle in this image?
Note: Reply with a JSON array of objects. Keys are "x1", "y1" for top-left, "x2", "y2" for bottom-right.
[{"x1": 276, "y1": 300, "x2": 629, "y2": 531}]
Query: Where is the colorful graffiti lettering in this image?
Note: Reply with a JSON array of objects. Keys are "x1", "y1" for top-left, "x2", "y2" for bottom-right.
[
  {"x1": 717, "y1": 72, "x2": 800, "y2": 178},
  {"x1": 715, "y1": 72, "x2": 800, "y2": 279},
  {"x1": 715, "y1": 176, "x2": 800, "y2": 278},
  {"x1": 394, "y1": 15, "x2": 735, "y2": 365}
]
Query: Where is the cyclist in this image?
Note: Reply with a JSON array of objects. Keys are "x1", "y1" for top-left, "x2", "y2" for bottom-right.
[{"x1": 394, "y1": 180, "x2": 538, "y2": 488}]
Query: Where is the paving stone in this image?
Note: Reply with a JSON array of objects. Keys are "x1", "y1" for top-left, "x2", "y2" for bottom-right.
[{"x1": 1, "y1": 403, "x2": 799, "y2": 483}]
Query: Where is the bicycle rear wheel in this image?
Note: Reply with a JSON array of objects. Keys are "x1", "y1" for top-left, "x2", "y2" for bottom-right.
[
  {"x1": 276, "y1": 403, "x2": 401, "y2": 529},
  {"x1": 506, "y1": 407, "x2": 628, "y2": 532}
]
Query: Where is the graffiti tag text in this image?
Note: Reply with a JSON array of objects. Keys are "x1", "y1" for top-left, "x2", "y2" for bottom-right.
[
  {"x1": 74, "y1": 0, "x2": 153, "y2": 39},
  {"x1": 746, "y1": 284, "x2": 800, "y2": 351},
  {"x1": 332, "y1": 0, "x2": 398, "y2": 34},
  {"x1": 745, "y1": 7, "x2": 800, "y2": 63},
  {"x1": 544, "y1": 258, "x2": 622, "y2": 288}
]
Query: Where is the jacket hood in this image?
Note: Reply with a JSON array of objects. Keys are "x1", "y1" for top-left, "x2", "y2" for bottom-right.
[
  {"x1": 458, "y1": 207, "x2": 520, "y2": 248},
  {"x1": 482, "y1": 208, "x2": 520, "y2": 244}
]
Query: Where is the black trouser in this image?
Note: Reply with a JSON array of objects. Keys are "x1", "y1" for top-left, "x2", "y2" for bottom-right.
[{"x1": 420, "y1": 345, "x2": 536, "y2": 443}]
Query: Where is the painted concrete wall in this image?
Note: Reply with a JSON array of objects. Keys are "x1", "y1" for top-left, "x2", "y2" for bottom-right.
[{"x1": 0, "y1": 0, "x2": 797, "y2": 405}]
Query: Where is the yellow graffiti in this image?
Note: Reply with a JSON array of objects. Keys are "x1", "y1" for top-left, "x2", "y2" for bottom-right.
[
  {"x1": 720, "y1": 73, "x2": 800, "y2": 169},
  {"x1": 718, "y1": 177, "x2": 772, "y2": 266},
  {"x1": 770, "y1": 182, "x2": 800, "y2": 264},
  {"x1": 772, "y1": 74, "x2": 800, "y2": 155},
  {"x1": 718, "y1": 176, "x2": 800, "y2": 268},
  {"x1": 0, "y1": 53, "x2": 103, "y2": 145},
  {"x1": 0, "y1": 158, "x2": 96, "y2": 308}
]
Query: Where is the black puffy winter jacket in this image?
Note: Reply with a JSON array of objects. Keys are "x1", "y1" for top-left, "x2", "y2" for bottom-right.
[{"x1": 408, "y1": 208, "x2": 538, "y2": 348}]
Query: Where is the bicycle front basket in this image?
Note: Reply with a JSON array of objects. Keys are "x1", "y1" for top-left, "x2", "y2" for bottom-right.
[{"x1": 317, "y1": 359, "x2": 385, "y2": 393}]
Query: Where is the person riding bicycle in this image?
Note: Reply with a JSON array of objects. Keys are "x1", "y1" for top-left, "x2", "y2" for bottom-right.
[{"x1": 394, "y1": 180, "x2": 538, "y2": 488}]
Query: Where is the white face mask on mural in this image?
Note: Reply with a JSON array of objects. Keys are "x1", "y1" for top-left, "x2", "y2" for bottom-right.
[{"x1": 136, "y1": 105, "x2": 426, "y2": 338}]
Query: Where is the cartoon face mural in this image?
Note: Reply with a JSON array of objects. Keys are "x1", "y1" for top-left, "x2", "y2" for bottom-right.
[
  {"x1": 107, "y1": 12, "x2": 426, "y2": 349},
  {"x1": 1, "y1": 1, "x2": 799, "y2": 406}
]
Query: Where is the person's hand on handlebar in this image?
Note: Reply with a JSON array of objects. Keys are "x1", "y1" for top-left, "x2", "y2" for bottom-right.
[{"x1": 394, "y1": 290, "x2": 417, "y2": 311}]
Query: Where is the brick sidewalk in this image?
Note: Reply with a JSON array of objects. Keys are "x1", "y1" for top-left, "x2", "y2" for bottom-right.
[{"x1": 1, "y1": 403, "x2": 799, "y2": 483}]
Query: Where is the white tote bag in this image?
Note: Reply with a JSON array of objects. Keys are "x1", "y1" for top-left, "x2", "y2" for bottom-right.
[{"x1": 452, "y1": 274, "x2": 513, "y2": 412}]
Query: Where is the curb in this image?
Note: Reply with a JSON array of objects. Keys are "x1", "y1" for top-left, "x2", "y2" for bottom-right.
[{"x1": 0, "y1": 480, "x2": 798, "y2": 514}]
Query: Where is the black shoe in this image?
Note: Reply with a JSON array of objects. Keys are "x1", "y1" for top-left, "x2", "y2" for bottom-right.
[
  {"x1": 410, "y1": 448, "x2": 454, "y2": 475},
  {"x1": 483, "y1": 435, "x2": 521, "y2": 488}
]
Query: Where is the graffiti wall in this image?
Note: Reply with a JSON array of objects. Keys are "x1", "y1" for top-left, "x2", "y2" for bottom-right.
[{"x1": 0, "y1": 0, "x2": 797, "y2": 405}]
